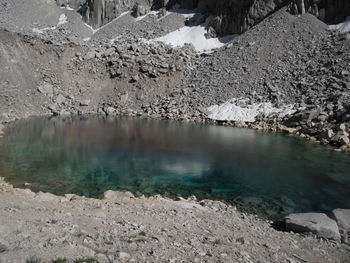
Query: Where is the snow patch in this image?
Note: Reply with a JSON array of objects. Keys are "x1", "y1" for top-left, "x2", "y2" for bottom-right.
[
  {"x1": 207, "y1": 98, "x2": 296, "y2": 122},
  {"x1": 58, "y1": 14, "x2": 68, "y2": 26},
  {"x1": 152, "y1": 16, "x2": 236, "y2": 52},
  {"x1": 60, "y1": 5, "x2": 74, "y2": 11},
  {"x1": 32, "y1": 26, "x2": 56, "y2": 34},
  {"x1": 329, "y1": 16, "x2": 350, "y2": 33}
]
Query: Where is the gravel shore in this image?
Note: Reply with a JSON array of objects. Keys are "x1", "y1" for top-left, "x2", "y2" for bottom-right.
[{"x1": 0, "y1": 178, "x2": 350, "y2": 262}]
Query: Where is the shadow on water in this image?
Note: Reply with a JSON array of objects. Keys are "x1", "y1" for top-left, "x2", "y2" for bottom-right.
[{"x1": 0, "y1": 115, "x2": 349, "y2": 220}]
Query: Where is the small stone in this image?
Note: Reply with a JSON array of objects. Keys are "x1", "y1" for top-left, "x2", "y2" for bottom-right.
[
  {"x1": 0, "y1": 243, "x2": 8, "y2": 253},
  {"x1": 339, "y1": 123, "x2": 346, "y2": 131},
  {"x1": 80, "y1": 99, "x2": 90, "y2": 106},
  {"x1": 341, "y1": 70, "x2": 349, "y2": 76},
  {"x1": 38, "y1": 83, "x2": 54, "y2": 98},
  {"x1": 84, "y1": 51, "x2": 96, "y2": 60},
  {"x1": 130, "y1": 74, "x2": 139, "y2": 83},
  {"x1": 55, "y1": 94, "x2": 66, "y2": 104},
  {"x1": 121, "y1": 93, "x2": 129, "y2": 104},
  {"x1": 105, "y1": 107, "x2": 117, "y2": 116},
  {"x1": 118, "y1": 252, "x2": 131, "y2": 259}
]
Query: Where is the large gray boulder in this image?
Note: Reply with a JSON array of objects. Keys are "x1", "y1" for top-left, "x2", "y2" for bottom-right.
[
  {"x1": 331, "y1": 209, "x2": 350, "y2": 231},
  {"x1": 285, "y1": 213, "x2": 341, "y2": 241}
]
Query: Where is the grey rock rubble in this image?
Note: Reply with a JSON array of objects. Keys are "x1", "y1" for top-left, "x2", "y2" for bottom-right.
[{"x1": 0, "y1": 178, "x2": 349, "y2": 262}]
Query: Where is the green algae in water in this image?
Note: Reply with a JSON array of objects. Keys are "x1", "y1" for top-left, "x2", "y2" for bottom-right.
[{"x1": 0, "y1": 115, "x2": 349, "y2": 218}]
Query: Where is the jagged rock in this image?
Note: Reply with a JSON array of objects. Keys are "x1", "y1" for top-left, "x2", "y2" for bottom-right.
[
  {"x1": 331, "y1": 209, "x2": 350, "y2": 231},
  {"x1": 285, "y1": 213, "x2": 341, "y2": 241},
  {"x1": 131, "y1": 3, "x2": 149, "y2": 18}
]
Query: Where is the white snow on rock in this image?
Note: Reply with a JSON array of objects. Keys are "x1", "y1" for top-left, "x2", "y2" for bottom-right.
[
  {"x1": 329, "y1": 16, "x2": 350, "y2": 33},
  {"x1": 207, "y1": 98, "x2": 295, "y2": 122},
  {"x1": 32, "y1": 26, "x2": 56, "y2": 34},
  {"x1": 152, "y1": 15, "x2": 236, "y2": 52},
  {"x1": 58, "y1": 14, "x2": 68, "y2": 26}
]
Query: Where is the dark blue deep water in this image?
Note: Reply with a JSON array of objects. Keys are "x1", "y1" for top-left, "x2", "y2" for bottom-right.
[{"x1": 0, "y1": 116, "x2": 349, "y2": 218}]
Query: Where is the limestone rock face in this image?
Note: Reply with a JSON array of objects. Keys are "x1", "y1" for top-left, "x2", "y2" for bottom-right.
[{"x1": 285, "y1": 213, "x2": 341, "y2": 241}]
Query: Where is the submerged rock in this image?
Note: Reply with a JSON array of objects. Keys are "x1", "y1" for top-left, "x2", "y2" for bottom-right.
[{"x1": 285, "y1": 213, "x2": 341, "y2": 241}]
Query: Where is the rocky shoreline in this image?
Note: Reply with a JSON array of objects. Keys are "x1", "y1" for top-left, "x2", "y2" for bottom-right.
[{"x1": 0, "y1": 177, "x2": 350, "y2": 262}]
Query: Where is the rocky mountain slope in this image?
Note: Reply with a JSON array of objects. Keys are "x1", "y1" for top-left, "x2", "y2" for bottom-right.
[{"x1": 1, "y1": 0, "x2": 350, "y2": 149}]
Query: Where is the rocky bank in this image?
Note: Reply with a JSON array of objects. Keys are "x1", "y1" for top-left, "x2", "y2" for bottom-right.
[{"x1": 0, "y1": 178, "x2": 350, "y2": 262}]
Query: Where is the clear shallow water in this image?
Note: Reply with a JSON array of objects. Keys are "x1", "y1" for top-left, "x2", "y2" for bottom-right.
[{"x1": 0, "y1": 116, "x2": 349, "y2": 218}]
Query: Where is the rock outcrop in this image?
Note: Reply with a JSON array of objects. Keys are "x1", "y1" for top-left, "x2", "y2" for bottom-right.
[
  {"x1": 81, "y1": 0, "x2": 153, "y2": 28},
  {"x1": 288, "y1": 0, "x2": 350, "y2": 24}
]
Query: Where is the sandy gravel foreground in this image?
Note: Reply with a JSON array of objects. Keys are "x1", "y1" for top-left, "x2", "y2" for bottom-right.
[{"x1": 0, "y1": 178, "x2": 349, "y2": 263}]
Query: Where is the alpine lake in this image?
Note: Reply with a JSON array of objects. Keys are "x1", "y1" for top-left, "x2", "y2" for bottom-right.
[{"x1": 0, "y1": 115, "x2": 349, "y2": 220}]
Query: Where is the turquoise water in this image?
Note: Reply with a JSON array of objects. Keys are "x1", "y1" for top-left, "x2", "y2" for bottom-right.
[{"x1": 0, "y1": 116, "x2": 349, "y2": 218}]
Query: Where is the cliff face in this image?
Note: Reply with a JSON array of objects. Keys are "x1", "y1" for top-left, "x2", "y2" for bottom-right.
[
  {"x1": 56, "y1": 0, "x2": 350, "y2": 34},
  {"x1": 57, "y1": 0, "x2": 153, "y2": 28},
  {"x1": 288, "y1": 0, "x2": 350, "y2": 24},
  {"x1": 198, "y1": 0, "x2": 288, "y2": 36}
]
